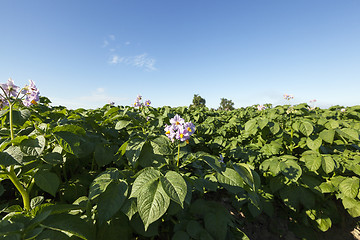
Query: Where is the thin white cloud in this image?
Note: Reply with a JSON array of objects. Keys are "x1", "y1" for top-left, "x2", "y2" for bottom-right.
[
  {"x1": 109, "y1": 35, "x2": 115, "y2": 41},
  {"x1": 125, "y1": 41, "x2": 131, "y2": 45},
  {"x1": 109, "y1": 53, "x2": 156, "y2": 71}
]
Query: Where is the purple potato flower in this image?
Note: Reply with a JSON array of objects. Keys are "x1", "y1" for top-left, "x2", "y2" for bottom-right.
[
  {"x1": 1, "y1": 78, "x2": 20, "y2": 98},
  {"x1": 165, "y1": 114, "x2": 195, "y2": 142},
  {"x1": 145, "y1": 99, "x2": 151, "y2": 106},
  {"x1": 170, "y1": 114, "x2": 185, "y2": 126},
  {"x1": 257, "y1": 105, "x2": 266, "y2": 111}
]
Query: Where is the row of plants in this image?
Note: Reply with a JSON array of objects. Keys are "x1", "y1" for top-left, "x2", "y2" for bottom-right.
[{"x1": 0, "y1": 80, "x2": 359, "y2": 239}]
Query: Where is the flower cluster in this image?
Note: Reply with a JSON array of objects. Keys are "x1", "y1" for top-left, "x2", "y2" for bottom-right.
[
  {"x1": 283, "y1": 94, "x2": 294, "y2": 101},
  {"x1": 134, "y1": 94, "x2": 151, "y2": 107},
  {"x1": 257, "y1": 104, "x2": 267, "y2": 111},
  {"x1": 0, "y1": 78, "x2": 40, "y2": 109},
  {"x1": 164, "y1": 114, "x2": 195, "y2": 142}
]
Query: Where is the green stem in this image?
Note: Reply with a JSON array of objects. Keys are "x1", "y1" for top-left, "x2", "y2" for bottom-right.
[
  {"x1": 7, "y1": 102, "x2": 30, "y2": 211},
  {"x1": 176, "y1": 143, "x2": 180, "y2": 167},
  {"x1": 7, "y1": 167, "x2": 30, "y2": 211},
  {"x1": 9, "y1": 103, "x2": 14, "y2": 141}
]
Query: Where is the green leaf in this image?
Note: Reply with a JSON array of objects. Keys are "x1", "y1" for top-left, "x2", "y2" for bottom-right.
[
  {"x1": 302, "y1": 153, "x2": 322, "y2": 172},
  {"x1": 325, "y1": 120, "x2": 339, "y2": 129},
  {"x1": 204, "y1": 212, "x2": 228, "y2": 240},
  {"x1": 12, "y1": 109, "x2": 31, "y2": 126},
  {"x1": 316, "y1": 217, "x2": 332, "y2": 232},
  {"x1": 306, "y1": 136, "x2": 322, "y2": 151},
  {"x1": 186, "y1": 220, "x2": 204, "y2": 239},
  {"x1": 34, "y1": 170, "x2": 60, "y2": 197},
  {"x1": 299, "y1": 121, "x2": 313, "y2": 136},
  {"x1": 339, "y1": 128, "x2": 359, "y2": 141},
  {"x1": 321, "y1": 156, "x2": 335, "y2": 174},
  {"x1": 97, "y1": 180, "x2": 128, "y2": 224},
  {"x1": 121, "y1": 198, "x2": 137, "y2": 220},
  {"x1": 41, "y1": 213, "x2": 95, "y2": 240},
  {"x1": 160, "y1": 171, "x2": 187, "y2": 208},
  {"x1": 200, "y1": 154, "x2": 223, "y2": 173},
  {"x1": 42, "y1": 152, "x2": 63, "y2": 165},
  {"x1": 280, "y1": 159, "x2": 302, "y2": 182},
  {"x1": 130, "y1": 167, "x2": 161, "y2": 198},
  {"x1": 126, "y1": 138, "x2": 145, "y2": 168},
  {"x1": 53, "y1": 131, "x2": 82, "y2": 156},
  {"x1": 269, "y1": 122, "x2": 280, "y2": 135},
  {"x1": 52, "y1": 124, "x2": 86, "y2": 135},
  {"x1": 30, "y1": 196, "x2": 44, "y2": 209},
  {"x1": 260, "y1": 158, "x2": 281, "y2": 176},
  {"x1": 20, "y1": 135, "x2": 46, "y2": 156},
  {"x1": 94, "y1": 144, "x2": 116, "y2": 167},
  {"x1": 151, "y1": 136, "x2": 171, "y2": 155},
  {"x1": 137, "y1": 179, "x2": 170, "y2": 231},
  {"x1": 257, "y1": 118, "x2": 268, "y2": 130},
  {"x1": 319, "y1": 129, "x2": 335, "y2": 144},
  {"x1": 172, "y1": 231, "x2": 190, "y2": 240},
  {"x1": 244, "y1": 119, "x2": 257, "y2": 135},
  {"x1": 0, "y1": 146, "x2": 24, "y2": 166},
  {"x1": 88, "y1": 169, "x2": 122, "y2": 200},
  {"x1": 231, "y1": 162, "x2": 255, "y2": 190},
  {"x1": 115, "y1": 120, "x2": 131, "y2": 130},
  {"x1": 338, "y1": 177, "x2": 359, "y2": 198},
  {"x1": 216, "y1": 168, "x2": 244, "y2": 194}
]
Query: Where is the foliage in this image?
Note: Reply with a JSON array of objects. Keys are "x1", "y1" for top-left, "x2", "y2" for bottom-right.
[
  {"x1": 218, "y1": 98, "x2": 235, "y2": 111},
  {"x1": 1, "y1": 92, "x2": 360, "y2": 239},
  {"x1": 191, "y1": 94, "x2": 206, "y2": 108}
]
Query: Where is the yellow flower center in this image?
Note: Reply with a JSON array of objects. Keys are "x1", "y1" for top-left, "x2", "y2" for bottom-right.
[
  {"x1": 180, "y1": 133, "x2": 184, "y2": 138},
  {"x1": 176, "y1": 121, "x2": 180, "y2": 125},
  {"x1": 187, "y1": 127, "x2": 192, "y2": 132},
  {"x1": 166, "y1": 131, "x2": 170, "y2": 134}
]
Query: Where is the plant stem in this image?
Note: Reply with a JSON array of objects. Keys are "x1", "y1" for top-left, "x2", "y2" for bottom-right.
[
  {"x1": 176, "y1": 143, "x2": 180, "y2": 167},
  {"x1": 9, "y1": 103, "x2": 14, "y2": 141},
  {"x1": 7, "y1": 167, "x2": 30, "y2": 211},
  {"x1": 8, "y1": 102, "x2": 30, "y2": 211}
]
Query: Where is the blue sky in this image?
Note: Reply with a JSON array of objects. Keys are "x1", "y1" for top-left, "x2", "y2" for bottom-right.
[{"x1": 1, "y1": 0, "x2": 359, "y2": 109}]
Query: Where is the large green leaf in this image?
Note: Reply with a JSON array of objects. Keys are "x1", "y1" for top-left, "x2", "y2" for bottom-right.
[
  {"x1": 338, "y1": 177, "x2": 359, "y2": 198},
  {"x1": 41, "y1": 213, "x2": 95, "y2": 240},
  {"x1": 94, "y1": 144, "x2": 116, "y2": 167},
  {"x1": 34, "y1": 170, "x2": 60, "y2": 197},
  {"x1": 115, "y1": 120, "x2": 131, "y2": 130},
  {"x1": 302, "y1": 153, "x2": 322, "y2": 172},
  {"x1": 200, "y1": 154, "x2": 223, "y2": 173},
  {"x1": 130, "y1": 167, "x2": 161, "y2": 198},
  {"x1": 20, "y1": 135, "x2": 45, "y2": 156},
  {"x1": 53, "y1": 131, "x2": 82, "y2": 156},
  {"x1": 204, "y1": 212, "x2": 228, "y2": 240},
  {"x1": 231, "y1": 162, "x2": 255, "y2": 190},
  {"x1": 89, "y1": 169, "x2": 122, "y2": 200},
  {"x1": 12, "y1": 109, "x2": 31, "y2": 126},
  {"x1": 319, "y1": 129, "x2": 335, "y2": 144},
  {"x1": 52, "y1": 124, "x2": 86, "y2": 135},
  {"x1": 280, "y1": 159, "x2": 302, "y2": 182},
  {"x1": 321, "y1": 156, "x2": 335, "y2": 174},
  {"x1": 150, "y1": 136, "x2": 171, "y2": 155},
  {"x1": 216, "y1": 168, "x2": 244, "y2": 194},
  {"x1": 97, "y1": 180, "x2": 128, "y2": 224},
  {"x1": 125, "y1": 138, "x2": 145, "y2": 168},
  {"x1": 299, "y1": 121, "x2": 313, "y2": 136},
  {"x1": 306, "y1": 136, "x2": 322, "y2": 151},
  {"x1": 160, "y1": 171, "x2": 187, "y2": 208},
  {"x1": 244, "y1": 119, "x2": 258, "y2": 135},
  {"x1": 0, "y1": 146, "x2": 24, "y2": 166},
  {"x1": 137, "y1": 179, "x2": 170, "y2": 231}
]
